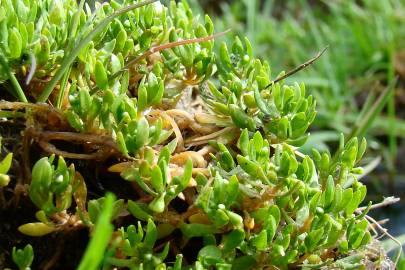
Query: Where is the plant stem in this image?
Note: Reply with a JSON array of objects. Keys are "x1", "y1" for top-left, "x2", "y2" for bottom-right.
[
  {"x1": 0, "y1": 53, "x2": 28, "y2": 102},
  {"x1": 356, "y1": 196, "x2": 400, "y2": 212}
]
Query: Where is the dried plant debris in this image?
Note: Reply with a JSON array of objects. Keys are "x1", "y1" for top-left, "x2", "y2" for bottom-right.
[{"x1": 0, "y1": 0, "x2": 399, "y2": 269}]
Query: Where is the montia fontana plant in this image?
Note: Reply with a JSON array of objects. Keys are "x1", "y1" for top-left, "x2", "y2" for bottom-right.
[{"x1": 0, "y1": 0, "x2": 396, "y2": 269}]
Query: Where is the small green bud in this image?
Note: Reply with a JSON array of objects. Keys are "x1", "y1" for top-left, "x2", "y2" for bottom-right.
[
  {"x1": 94, "y1": 60, "x2": 108, "y2": 90},
  {"x1": 31, "y1": 157, "x2": 53, "y2": 192},
  {"x1": 0, "y1": 173, "x2": 10, "y2": 187},
  {"x1": 12, "y1": 244, "x2": 34, "y2": 270}
]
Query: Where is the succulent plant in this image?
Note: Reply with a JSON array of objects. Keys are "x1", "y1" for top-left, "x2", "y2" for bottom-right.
[
  {"x1": 0, "y1": 137, "x2": 13, "y2": 187},
  {"x1": 0, "y1": 0, "x2": 393, "y2": 269},
  {"x1": 11, "y1": 244, "x2": 34, "y2": 270}
]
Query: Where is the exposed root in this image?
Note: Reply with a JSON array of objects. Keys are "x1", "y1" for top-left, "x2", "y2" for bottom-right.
[
  {"x1": 27, "y1": 128, "x2": 121, "y2": 161},
  {"x1": 166, "y1": 109, "x2": 219, "y2": 134}
]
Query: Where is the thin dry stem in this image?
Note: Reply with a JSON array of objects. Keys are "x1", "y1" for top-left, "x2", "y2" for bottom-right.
[
  {"x1": 357, "y1": 196, "x2": 400, "y2": 212},
  {"x1": 265, "y1": 46, "x2": 328, "y2": 89},
  {"x1": 357, "y1": 211, "x2": 402, "y2": 265},
  {"x1": 109, "y1": 30, "x2": 231, "y2": 82}
]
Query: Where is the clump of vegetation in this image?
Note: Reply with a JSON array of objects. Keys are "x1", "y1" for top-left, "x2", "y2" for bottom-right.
[
  {"x1": 0, "y1": 0, "x2": 397, "y2": 269},
  {"x1": 208, "y1": 0, "x2": 405, "y2": 186}
]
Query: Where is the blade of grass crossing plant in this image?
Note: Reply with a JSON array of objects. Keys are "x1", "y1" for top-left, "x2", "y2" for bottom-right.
[
  {"x1": 37, "y1": 0, "x2": 159, "y2": 103},
  {"x1": 356, "y1": 89, "x2": 376, "y2": 122},
  {"x1": 244, "y1": 0, "x2": 256, "y2": 44},
  {"x1": 348, "y1": 77, "x2": 398, "y2": 140},
  {"x1": 77, "y1": 193, "x2": 115, "y2": 270}
]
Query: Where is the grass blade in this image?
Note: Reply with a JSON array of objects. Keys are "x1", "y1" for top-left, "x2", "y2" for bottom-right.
[
  {"x1": 356, "y1": 87, "x2": 376, "y2": 121},
  {"x1": 348, "y1": 77, "x2": 398, "y2": 140},
  {"x1": 77, "y1": 193, "x2": 115, "y2": 270}
]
